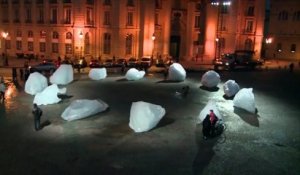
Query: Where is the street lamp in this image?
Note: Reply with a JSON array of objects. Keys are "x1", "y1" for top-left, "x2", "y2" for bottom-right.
[
  {"x1": 1, "y1": 31, "x2": 9, "y2": 66},
  {"x1": 151, "y1": 33, "x2": 156, "y2": 59},
  {"x1": 265, "y1": 37, "x2": 273, "y2": 58}
]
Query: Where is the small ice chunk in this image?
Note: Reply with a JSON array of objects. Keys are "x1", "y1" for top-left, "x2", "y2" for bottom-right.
[
  {"x1": 50, "y1": 64, "x2": 73, "y2": 85},
  {"x1": 233, "y1": 88, "x2": 256, "y2": 113},
  {"x1": 33, "y1": 84, "x2": 64, "y2": 105},
  {"x1": 201, "y1": 70, "x2": 220, "y2": 88},
  {"x1": 25, "y1": 72, "x2": 48, "y2": 95},
  {"x1": 223, "y1": 80, "x2": 240, "y2": 97},
  {"x1": 198, "y1": 100, "x2": 222, "y2": 123},
  {"x1": 129, "y1": 101, "x2": 166, "y2": 132},
  {"x1": 125, "y1": 68, "x2": 145, "y2": 81},
  {"x1": 168, "y1": 63, "x2": 186, "y2": 81},
  {"x1": 89, "y1": 68, "x2": 107, "y2": 80},
  {"x1": 61, "y1": 99, "x2": 109, "y2": 121}
]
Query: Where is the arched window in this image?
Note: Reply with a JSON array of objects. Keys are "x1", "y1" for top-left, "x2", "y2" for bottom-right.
[
  {"x1": 84, "y1": 33, "x2": 90, "y2": 54},
  {"x1": 16, "y1": 30, "x2": 22, "y2": 37},
  {"x1": 125, "y1": 34, "x2": 132, "y2": 54},
  {"x1": 245, "y1": 38, "x2": 253, "y2": 50},
  {"x1": 103, "y1": 33, "x2": 111, "y2": 54},
  {"x1": 53, "y1": 31, "x2": 59, "y2": 39},
  {"x1": 66, "y1": 32, "x2": 72, "y2": 39},
  {"x1": 40, "y1": 30, "x2": 46, "y2": 38},
  {"x1": 28, "y1": 31, "x2": 33, "y2": 38}
]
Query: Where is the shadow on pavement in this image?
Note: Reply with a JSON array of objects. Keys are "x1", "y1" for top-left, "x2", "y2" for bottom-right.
[
  {"x1": 156, "y1": 80, "x2": 183, "y2": 83},
  {"x1": 156, "y1": 117, "x2": 175, "y2": 129},
  {"x1": 199, "y1": 86, "x2": 219, "y2": 92},
  {"x1": 116, "y1": 78, "x2": 128, "y2": 82},
  {"x1": 57, "y1": 94, "x2": 73, "y2": 100},
  {"x1": 234, "y1": 107, "x2": 260, "y2": 127},
  {"x1": 222, "y1": 94, "x2": 234, "y2": 100},
  {"x1": 40, "y1": 120, "x2": 51, "y2": 129}
]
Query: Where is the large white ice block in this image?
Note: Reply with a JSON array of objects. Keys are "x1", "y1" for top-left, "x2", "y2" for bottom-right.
[
  {"x1": 198, "y1": 100, "x2": 222, "y2": 123},
  {"x1": 129, "y1": 101, "x2": 166, "y2": 132},
  {"x1": 50, "y1": 64, "x2": 73, "y2": 85},
  {"x1": 201, "y1": 70, "x2": 220, "y2": 88},
  {"x1": 33, "y1": 84, "x2": 65, "y2": 105},
  {"x1": 168, "y1": 63, "x2": 186, "y2": 81},
  {"x1": 25, "y1": 72, "x2": 48, "y2": 95},
  {"x1": 89, "y1": 68, "x2": 107, "y2": 80},
  {"x1": 233, "y1": 88, "x2": 256, "y2": 113},
  {"x1": 61, "y1": 99, "x2": 109, "y2": 121},
  {"x1": 223, "y1": 80, "x2": 240, "y2": 97},
  {"x1": 125, "y1": 68, "x2": 145, "y2": 81}
]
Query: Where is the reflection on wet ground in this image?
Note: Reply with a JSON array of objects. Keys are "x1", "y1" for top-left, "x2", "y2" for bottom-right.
[{"x1": 0, "y1": 78, "x2": 21, "y2": 112}]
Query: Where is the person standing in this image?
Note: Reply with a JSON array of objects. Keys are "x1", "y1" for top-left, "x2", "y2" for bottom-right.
[
  {"x1": 0, "y1": 77, "x2": 6, "y2": 102},
  {"x1": 202, "y1": 114, "x2": 211, "y2": 140},
  {"x1": 32, "y1": 103, "x2": 43, "y2": 131}
]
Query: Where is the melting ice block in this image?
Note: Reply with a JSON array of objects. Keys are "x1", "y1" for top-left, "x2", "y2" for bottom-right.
[
  {"x1": 89, "y1": 68, "x2": 107, "y2": 80},
  {"x1": 50, "y1": 64, "x2": 73, "y2": 85},
  {"x1": 61, "y1": 99, "x2": 109, "y2": 121},
  {"x1": 125, "y1": 68, "x2": 145, "y2": 81},
  {"x1": 201, "y1": 70, "x2": 220, "y2": 88},
  {"x1": 129, "y1": 101, "x2": 166, "y2": 132},
  {"x1": 33, "y1": 84, "x2": 66, "y2": 105},
  {"x1": 25, "y1": 72, "x2": 48, "y2": 95},
  {"x1": 223, "y1": 80, "x2": 240, "y2": 97},
  {"x1": 233, "y1": 88, "x2": 256, "y2": 113},
  {"x1": 168, "y1": 63, "x2": 186, "y2": 81},
  {"x1": 198, "y1": 100, "x2": 222, "y2": 123}
]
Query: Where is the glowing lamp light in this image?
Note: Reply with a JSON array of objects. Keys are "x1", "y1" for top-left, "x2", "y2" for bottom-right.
[
  {"x1": 215, "y1": 38, "x2": 219, "y2": 42},
  {"x1": 278, "y1": 49, "x2": 282, "y2": 52},
  {"x1": 151, "y1": 34, "x2": 156, "y2": 41},
  {"x1": 265, "y1": 38, "x2": 272, "y2": 44},
  {"x1": 79, "y1": 31, "x2": 83, "y2": 39},
  {"x1": 1, "y1": 32, "x2": 8, "y2": 39}
]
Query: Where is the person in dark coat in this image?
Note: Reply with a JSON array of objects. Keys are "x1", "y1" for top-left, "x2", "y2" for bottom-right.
[
  {"x1": 209, "y1": 110, "x2": 219, "y2": 136},
  {"x1": 202, "y1": 114, "x2": 211, "y2": 140},
  {"x1": 32, "y1": 103, "x2": 43, "y2": 131}
]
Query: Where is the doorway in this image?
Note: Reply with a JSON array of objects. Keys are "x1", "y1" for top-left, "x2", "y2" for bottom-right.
[{"x1": 170, "y1": 35, "x2": 181, "y2": 62}]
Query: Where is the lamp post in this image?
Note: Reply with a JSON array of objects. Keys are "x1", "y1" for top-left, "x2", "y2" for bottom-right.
[
  {"x1": 1, "y1": 32, "x2": 9, "y2": 66},
  {"x1": 265, "y1": 37, "x2": 272, "y2": 59},
  {"x1": 151, "y1": 33, "x2": 156, "y2": 58},
  {"x1": 79, "y1": 31, "x2": 83, "y2": 58},
  {"x1": 211, "y1": 1, "x2": 231, "y2": 60}
]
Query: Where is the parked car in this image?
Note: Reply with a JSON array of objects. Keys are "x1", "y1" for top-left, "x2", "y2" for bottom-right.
[
  {"x1": 89, "y1": 59, "x2": 103, "y2": 68},
  {"x1": 127, "y1": 57, "x2": 138, "y2": 67},
  {"x1": 29, "y1": 59, "x2": 58, "y2": 73},
  {"x1": 103, "y1": 58, "x2": 114, "y2": 67},
  {"x1": 213, "y1": 50, "x2": 264, "y2": 70},
  {"x1": 140, "y1": 57, "x2": 152, "y2": 68},
  {"x1": 115, "y1": 58, "x2": 127, "y2": 67}
]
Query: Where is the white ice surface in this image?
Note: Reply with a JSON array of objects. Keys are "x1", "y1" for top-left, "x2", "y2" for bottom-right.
[
  {"x1": 50, "y1": 64, "x2": 73, "y2": 85},
  {"x1": 198, "y1": 100, "x2": 223, "y2": 123},
  {"x1": 61, "y1": 99, "x2": 109, "y2": 121},
  {"x1": 129, "y1": 101, "x2": 166, "y2": 133},
  {"x1": 233, "y1": 88, "x2": 256, "y2": 113},
  {"x1": 168, "y1": 63, "x2": 186, "y2": 81},
  {"x1": 89, "y1": 68, "x2": 107, "y2": 80},
  {"x1": 25, "y1": 72, "x2": 48, "y2": 95},
  {"x1": 201, "y1": 70, "x2": 220, "y2": 88},
  {"x1": 33, "y1": 84, "x2": 65, "y2": 105},
  {"x1": 125, "y1": 68, "x2": 145, "y2": 81},
  {"x1": 223, "y1": 80, "x2": 240, "y2": 97}
]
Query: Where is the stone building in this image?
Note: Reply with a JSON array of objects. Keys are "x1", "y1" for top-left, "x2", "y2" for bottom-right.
[{"x1": 0, "y1": 0, "x2": 265, "y2": 63}]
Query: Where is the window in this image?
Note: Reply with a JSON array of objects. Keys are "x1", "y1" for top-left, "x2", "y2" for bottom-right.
[
  {"x1": 103, "y1": 33, "x2": 111, "y2": 54},
  {"x1": 50, "y1": 8, "x2": 57, "y2": 24},
  {"x1": 40, "y1": 30, "x2": 46, "y2": 38},
  {"x1": 247, "y1": 6, "x2": 254, "y2": 16},
  {"x1": 1, "y1": 7, "x2": 8, "y2": 23},
  {"x1": 63, "y1": 0, "x2": 71, "y2": 3},
  {"x1": 155, "y1": 0, "x2": 161, "y2": 9},
  {"x1": 52, "y1": 43, "x2": 58, "y2": 53},
  {"x1": 103, "y1": 0, "x2": 111, "y2": 6},
  {"x1": 39, "y1": 42, "x2": 46, "y2": 52},
  {"x1": 155, "y1": 12, "x2": 159, "y2": 26},
  {"x1": 276, "y1": 43, "x2": 282, "y2": 52},
  {"x1": 86, "y1": 8, "x2": 94, "y2": 25},
  {"x1": 245, "y1": 20, "x2": 253, "y2": 32},
  {"x1": 86, "y1": 0, "x2": 94, "y2": 5},
  {"x1": 84, "y1": 33, "x2": 90, "y2": 54},
  {"x1": 24, "y1": 0, "x2": 32, "y2": 3},
  {"x1": 221, "y1": 6, "x2": 228, "y2": 14},
  {"x1": 16, "y1": 41, "x2": 22, "y2": 51},
  {"x1": 293, "y1": 11, "x2": 300, "y2": 21},
  {"x1": 49, "y1": 0, "x2": 57, "y2": 3},
  {"x1": 291, "y1": 44, "x2": 296, "y2": 53},
  {"x1": 16, "y1": 30, "x2": 22, "y2": 37},
  {"x1": 127, "y1": 0, "x2": 134, "y2": 7},
  {"x1": 127, "y1": 12, "x2": 133, "y2": 26},
  {"x1": 125, "y1": 34, "x2": 132, "y2": 54},
  {"x1": 66, "y1": 32, "x2": 72, "y2": 39},
  {"x1": 278, "y1": 11, "x2": 288, "y2": 21},
  {"x1": 38, "y1": 8, "x2": 44, "y2": 23},
  {"x1": 53, "y1": 31, "x2": 59, "y2": 39},
  {"x1": 65, "y1": 43, "x2": 72, "y2": 54},
  {"x1": 195, "y1": 3, "x2": 201, "y2": 11},
  {"x1": 244, "y1": 38, "x2": 253, "y2": 50},
  {"x1": 28, "y1": 31, "x2": 33, "y2": 38},
  {"x1": 36, "y1": 0, "x2": 43, "y2": 4},
  {"x1": 64, "y1": 8, "x2": 72, "y2": 24},
  {"x1": 14, "y1": 9, "x2": 20, "y2": 23},
  {"x1": 28, "y1": 41, "x2": 34, "y2": 51},
  {"x1": 104, "y1": 11, "x2": 110, "y2": 25},
  {"x1": 194, "y1": 15, "x2": 200, "y2": 28},
  {"x1": 26, "y1": 8, "x2": 32, "y2": 23}
]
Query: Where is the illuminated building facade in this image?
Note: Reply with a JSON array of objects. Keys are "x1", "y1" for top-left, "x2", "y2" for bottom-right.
[
  {"x1": 266, "y1": 0, "x2": 300, "y2": 60},
  {"x1": 0, "y1": 0, "x2": 265, "y2": 62}
]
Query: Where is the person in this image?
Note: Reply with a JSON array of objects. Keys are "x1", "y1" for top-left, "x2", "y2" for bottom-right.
[
  {"x1": 12, "y1": 67, "x2": 17, "y2": 82},
  {"x1": 32, "y1": 103, "x2": 43, "y2": 131},
  {"x1": 0, "y1": 77, "x2": 6, "y2": 102},
  {"x1": 209, "y1": 110, "x2": 219, "y2": 136},
  {"x1": 202, "y1": 114, "x2": 211, "y2": 140}
]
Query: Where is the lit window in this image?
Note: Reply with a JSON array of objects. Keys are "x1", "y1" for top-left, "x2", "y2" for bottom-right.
[
  {"x1": 16, "y1": 41, "x2": 22, "y2": 50},
  {"x1": 66, "y1": 32, "x2": 72, "y2": 39},
  {"x1": 65, "y1": 43, "x2": 72, "y2": 54},
  {"x1": 40, "y1": 30, "x2": 46, "y2": 38},
  {"x1": 52, "y1": 43, "x2": 59, "y2": 53},
  {"x1": 53, "y1": 31, "x2": 59, "y2": 39}
]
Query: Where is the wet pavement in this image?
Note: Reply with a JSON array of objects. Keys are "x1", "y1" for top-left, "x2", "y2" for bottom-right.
[{"x1": 0, "y1": 68, "x2": 300, "y2": 175}]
